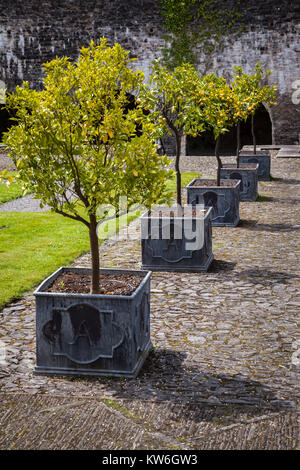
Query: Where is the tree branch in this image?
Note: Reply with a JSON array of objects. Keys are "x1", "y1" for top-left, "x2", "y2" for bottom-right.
[{"x1": 54, "y1": 207, "x2": 90, "y2": 227}]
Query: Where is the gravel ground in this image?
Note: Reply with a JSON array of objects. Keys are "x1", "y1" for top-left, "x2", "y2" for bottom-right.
[
  {"x1": 0, "y1": 148, "x2": 16, "y2": 172},
  {"x1": 0, "y1": 194, "x2": 50, "y2": 212}
]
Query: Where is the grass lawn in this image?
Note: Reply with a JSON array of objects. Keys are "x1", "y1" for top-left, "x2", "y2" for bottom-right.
[
  {"x1": 166, "y1": 172, "x2": 199, "y2": 196},
  {"x1": 0, "y1": 171, "x2": 200, "y2": 308},
  {"x1": 0, "y1": 173, "x2": 24, "y2": 204}
]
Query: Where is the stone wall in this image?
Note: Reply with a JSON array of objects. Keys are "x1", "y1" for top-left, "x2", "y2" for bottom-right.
[
  {"x1": 0, "y1": 0, "x2": 299, "y2": 146},
  {"x1": 0, "y1": 0, "x2": 164, "y2": 89}
]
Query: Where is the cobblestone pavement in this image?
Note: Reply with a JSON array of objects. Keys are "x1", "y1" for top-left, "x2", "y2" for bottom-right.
[{"x1": 0, "y1": 152, "x2": 300, "y2": 449}]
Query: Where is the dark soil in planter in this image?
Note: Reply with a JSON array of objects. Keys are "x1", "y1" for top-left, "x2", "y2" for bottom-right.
[
  {"x1": 191, "y1": 179, "x2": 237, "y2": 187},
  {"x1": 46, "y1": 272, "x2": 142, "y2": 296}
]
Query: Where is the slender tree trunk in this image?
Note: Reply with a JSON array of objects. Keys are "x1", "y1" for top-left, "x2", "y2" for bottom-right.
[
  {"x1": 236, "y1": 121, "x2": 241, "y2": 168},
  {"x1": 251, "y1": 114, "x2": 257, "y2": 154},
  {"x1": 89, "y1": 214, "x2": 100, "y2": 294},
  {"x1": 215, "y1": 136, "x2": 222, "y2": 187},
  {"x1": 159, "y1": 137, "x2": 166, "y2": 155},
  {"x1": 175, "y1": 131, "x2": 182, "y2": 207}
]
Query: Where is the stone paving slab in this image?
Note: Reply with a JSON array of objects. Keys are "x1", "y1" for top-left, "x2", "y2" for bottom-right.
[
  {"x1": 240, "y1": 144, "x2": 300, "y2": 158},
  {"x1": 0, "y1": 152, "x2": 300, "y2": 449},
  {"x1": 276, "y1": 150, "x2": 300, "y2": 158},
  {"x1": 0, "y1": 392, "x2": 299, "y2": 450},
  {"x1": 241, "y1": 145, "x2": 300, "y2": 151}
]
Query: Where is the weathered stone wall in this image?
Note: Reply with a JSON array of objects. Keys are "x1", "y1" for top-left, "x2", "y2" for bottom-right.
[
  {"x1": 0, "y1": 0, "x2": 164, "y2": 89},
  {"x1": 0, "y1": 0, "x2": 299, "y2": 145},
  {"x1": 197, "y1": 1, "x2": 300, "y2": 146}
]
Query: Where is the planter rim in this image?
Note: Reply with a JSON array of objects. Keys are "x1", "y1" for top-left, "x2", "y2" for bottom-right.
[
  {"x1": 186, "y1": 178, "x2": 241, "y2": 189},
  {"x1": 34, "y1": 266, "x2": 152, "y2": 300},
  {"x1": 222, "y1": 163, "x2": 259, "y2": 170},
  {"x1": 239, "y1": 151, "x2": 271, "y2": 156},
  {"x1": 140, "y1": 206, "x2": 212, "y2": 220}
]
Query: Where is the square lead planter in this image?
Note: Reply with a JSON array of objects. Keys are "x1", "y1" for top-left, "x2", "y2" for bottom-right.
[
  {"x1": 186, "y1": 179, "x2": 241, "y2": 227},
  {"x1": 33, "y1": 267, "x2": 152, "y2": 378},
  {"x1": 238, "y1": 150, "x2": 271, "y2": 181},
  {"x1": 140, "y1": 207, "x2": 213, "y2": 273},
  {"x1": 220, "y1": 163, "x2": 258, "y2": 201}
]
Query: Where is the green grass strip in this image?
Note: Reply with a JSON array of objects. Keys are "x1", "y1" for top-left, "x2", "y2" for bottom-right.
[
  {"x1": 0, "y1": 172, "x2": 24, "y2": 204},
  {"x1": 0, "y1": 172, "x2": 200, "y2": 308}
]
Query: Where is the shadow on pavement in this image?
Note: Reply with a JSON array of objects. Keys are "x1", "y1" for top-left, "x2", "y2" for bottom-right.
[
  {"x1": 208, "y1": 259, "x2": 236, "y2": 273},
  {"x1": 65, "y1": 348, "x2": 294, "y2": 425},
  {"x1": 239, "y1": 219, "x2": 300, "y2": 232}
]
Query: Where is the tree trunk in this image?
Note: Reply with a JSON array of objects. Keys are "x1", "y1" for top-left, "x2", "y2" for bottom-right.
[
  {"x1": 215, "y1": 136, "x2": 222, "y2": 186},
  {"x1": 251, "y1": 114, "x2": 257, "y2": 154},
  {"x1": 236, "y1": 121, "x2": 241, "y2": 168},
  {"x1": 159, "y1": 137, "x2": 166, "y2": 155},
  {"x1": 175, "y1": 131, "x2": 182, "y2": 207},
  {"x1": 89, "y1": 214, "x2": 100, "y2": 294}
]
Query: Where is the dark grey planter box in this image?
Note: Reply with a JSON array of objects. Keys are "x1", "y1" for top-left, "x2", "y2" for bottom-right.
[
  {"x1": 33, "y1": 267, "x2": 152, "y2": 378},
  {"x1": 140, "y1": 207, "x2": 213, "y2": 272},
  {"x1": 238, "y1": 150, "x2": 271, "y2": 181},
  {"x1": 220, "y1": 164, "x2": 258, "y2": 201},
  {"x1": 186, "y1": 179, "x2": 240, "y2": 227}
]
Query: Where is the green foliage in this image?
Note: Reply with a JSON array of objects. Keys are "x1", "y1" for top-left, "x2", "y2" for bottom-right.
[
  {"x1": 3, "y1": 39, "x2": 173, "y2": 225},
  {"x1": 231, "y1": 63, "x2": 277, "y2": 156},
  {"x1": 140, "y1": 60, "x2": 206, "y2": 203},
  {"x1": 158, "y1": 0, "x2": 244, "y2": 69},
  {"x1": 195, "y1": 73, "x2": 235, "y2": 140},
  {"x1": 141, "y1": 60, "x2": 206, "y2": 140},
  {"x1": 2, "y1": 39, "x2": 175, "y2": 292},
  {"x1": 232, "y1": 63, "x2": 277, "y2": 119},
  {"x1": 188, "y1": 63, "x2": 277, "y2": 145},
  {"x1": 0, "y1": 172, "x2": 25, "y2": 204}
]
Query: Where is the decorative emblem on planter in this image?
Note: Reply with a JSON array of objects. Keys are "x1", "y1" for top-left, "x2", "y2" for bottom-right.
[
  {"x1": 144, "y1": 215, "x2": 196, "y2": 263},
  {"x1": 140, "y1": 208, "x2": 213, "y2": 272},
  {"x1": 248, "y1": 157, "x2": 269, "y2": 179},
  {"x1": 229, "y1": 172, "x2": 245, "y2": 193},
  {"x1": 202, "y1": 191, "x2": 229, "y2": 222},
  {"x1": 203, "y1": 191, "x2": 218, "y2": 214},
  {"x1": 42, "y1": 303, "x2": 124, "y2": 364},
  {"x1": 146, "y1": 236, "x2": 193, "y2": 263}
]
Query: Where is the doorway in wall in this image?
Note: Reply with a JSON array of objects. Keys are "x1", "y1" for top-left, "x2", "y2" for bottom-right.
[{"x1": 0, "y1": 104, "x2": 12, "y2": 142}]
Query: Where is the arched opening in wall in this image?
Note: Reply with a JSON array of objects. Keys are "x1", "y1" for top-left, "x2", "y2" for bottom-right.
[
  {"x1": 0, "y1": 80, "x2": 14, "y2": 143},
  {"x1": 0, "y1": 105, "x2": 12, "y2": 142},
  {"x1": 186, "y1": 104, "x2": 273, "y2": 156}
]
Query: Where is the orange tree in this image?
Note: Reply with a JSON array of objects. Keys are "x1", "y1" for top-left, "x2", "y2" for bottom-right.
[
  {"x1": 140, "y1": 60, "x2": 207, "y2": 206},
  {"x1": 2, "y1": 39, "x2": 173, "y2": 294},
  {"x1": 196, "y1": 74, "x2": 235, "y2": 185},
  {"x1": 232, "y1": 64, "x2": 277, "y2": 155},
  {"x1": 231, "y1": 67, "x2": 254, "y2": 167}
]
